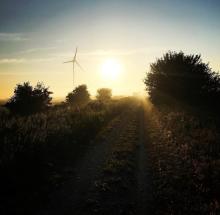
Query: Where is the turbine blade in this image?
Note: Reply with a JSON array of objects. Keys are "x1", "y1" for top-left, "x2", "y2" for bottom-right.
[
  {"x1": 74, "y1": 47, "x2": 78, "y2": 60},
  {"x1": 75, "y1": 60, "x2": 86, "y2": 72},
  {"x1": 63, "y1": 60, "x2": 73, "y2": 63}
]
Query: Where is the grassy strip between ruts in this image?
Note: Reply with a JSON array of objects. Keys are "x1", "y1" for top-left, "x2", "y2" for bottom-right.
[{"x1": 82, "y1": 106, "x2": 140, "y2": 215}]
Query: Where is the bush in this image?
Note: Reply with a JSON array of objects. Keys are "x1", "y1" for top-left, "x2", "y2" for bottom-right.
[
  {"x1": 96, "y1": 88, "x2": 112, "y2": 103},
  {"x1": 66, "y1": 85, "x2": 90, "y2": 107},
  {"x1": 5, "y1": 82, "x2": 52, "y2": 115},
  {"x1": 144, "y1": 51, "x2": 220, "y2": 108}
]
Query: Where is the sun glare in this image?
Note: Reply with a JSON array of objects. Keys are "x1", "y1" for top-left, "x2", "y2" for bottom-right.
[{"x1": 101, "y1": 59, "x2": 122, "y2": 80}]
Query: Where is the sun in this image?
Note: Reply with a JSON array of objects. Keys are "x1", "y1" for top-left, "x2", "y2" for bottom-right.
[{"x1": 101, "y1": 59, "x2": 122, "y2": 80}]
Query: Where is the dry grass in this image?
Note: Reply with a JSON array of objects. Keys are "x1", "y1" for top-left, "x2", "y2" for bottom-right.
[
  {"x1": 0, "y1": 98, "x2": 134, "y2": 214},
  {"x1": 144, "y1": 103, "x2": 220, "y2": 214}
]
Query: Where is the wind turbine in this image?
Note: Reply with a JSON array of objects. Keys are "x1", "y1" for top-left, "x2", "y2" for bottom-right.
[{"x1": 64, "y1": 47, "x2": 86, "y2": 87}]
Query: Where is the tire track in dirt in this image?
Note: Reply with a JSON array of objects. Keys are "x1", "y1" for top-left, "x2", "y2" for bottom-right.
[
  {"x1": 38, "y1": 110, "x2": 135, "y2": 215},
  {"x1": 136, "y1": 103, "x2": 154, "y2": 215}
]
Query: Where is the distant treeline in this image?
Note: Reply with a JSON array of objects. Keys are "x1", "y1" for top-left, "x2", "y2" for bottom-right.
[{"x1": 2, "y1": 83, "x2": 112, "y2": 115}]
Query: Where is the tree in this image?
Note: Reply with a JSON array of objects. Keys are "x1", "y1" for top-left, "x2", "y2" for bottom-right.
[
  {"x1": 66, "y1": 85, "x2": 90, "y2": 107},
  {"x1": 5, "y1": 82, "x2": 53, "y2": 115},
  {"x1": 96, "y1": 88, "x2": 112, "y2": 103},
  {"x1": 144, "y1": 51, "x2": 220, "y2": 107}
]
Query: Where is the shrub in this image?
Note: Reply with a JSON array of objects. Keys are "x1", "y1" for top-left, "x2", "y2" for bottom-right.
[
  {"x1": 5, "y1": 82, "x2": 52, "y2": 115},
  {"x1": 96, "y1": 88, "x2": 112, "y2": 103},
  {"x1": 144, "y1": 51, "x2": 220, "y2": 108},
  {"x1": 66, "y1": 85, "x2": 90, "y2": 107}
]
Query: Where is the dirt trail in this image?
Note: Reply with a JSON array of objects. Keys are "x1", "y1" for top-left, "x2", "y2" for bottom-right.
[
  {"x1": 39, "y1": 102, "x2": 153, "y2": 215},
  {"x1": 38, "y1": 111, "x2": 133, "y2": 215},
  {"x1": 77, "y1": 103, "x2": 153, "y2": 215}
]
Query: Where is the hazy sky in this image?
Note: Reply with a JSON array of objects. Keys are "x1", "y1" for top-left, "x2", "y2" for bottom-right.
[{"x1": 0, "y1": 0, "x2": 220, "y2": 99}]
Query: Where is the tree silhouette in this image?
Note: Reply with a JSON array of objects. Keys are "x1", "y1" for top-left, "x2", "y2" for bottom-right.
[
  {"x1": 144, "y1": 51, "x2": 220, "y2": 107},
  {"x1": 66, "y1": 84, "x2": 90, "y2": 107},
  {"x1": 5, "y1": 82, "x2": 53, "y2": 115},
  {"x1": 96, "y1": 88, "x2": 112, "y2": 103}
]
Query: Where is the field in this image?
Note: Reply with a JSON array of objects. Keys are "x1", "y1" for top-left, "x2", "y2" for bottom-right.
[
  {"x1": 0, "y1": 98, "x2": 219, "y2": 215},
  {"x1": 144, "y1": 102, "x2": 220, "y2": 214}
]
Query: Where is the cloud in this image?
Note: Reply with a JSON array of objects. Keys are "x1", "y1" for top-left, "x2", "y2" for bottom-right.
[
  {"x1": 51, "y1": 49, "x2": 144, "y2": 59},
  {"x1": 80, "y1": 49, "x2": 140, "y2": 56},
  {"x1": 80, "y1": 48, "x2": 170, "y2": 56},
  {"x1": 54, "y1": 39, "x2": 66, "y2": 44},
  {"x1": 0, "y1": 58, "x2": 55, "y2": 64},
  {"x1": 52, "y1": 48, "x2": 157, "y2": 59},
  {"x1": 0, "y1": 33, "x2": 29, "y2": 42},
  {"x1": 19, "y1": 47, "x2": 57, "y2": 54},
  {"x1": 29, "y1": 58, "x2": 55, "y2": 63},
  {"x1": 0, "y1": 58, "x2": 26, "y2": 64}
]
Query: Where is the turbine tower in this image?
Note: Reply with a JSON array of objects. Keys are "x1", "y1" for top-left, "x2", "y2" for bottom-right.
[{"x1": 64, "y1": 47, "x2": 85, "y2": 87}]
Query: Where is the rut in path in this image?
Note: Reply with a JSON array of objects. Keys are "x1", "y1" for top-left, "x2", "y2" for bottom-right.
[
  {"x1": 38, "y1": 111, "x2": 133, "y2": 215},
  {"x1": 136, "y1": 105, "x2": 154, "y2": 215}
]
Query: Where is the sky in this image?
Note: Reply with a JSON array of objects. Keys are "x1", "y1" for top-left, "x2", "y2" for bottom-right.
[{"x1": 0, "y1": 0, "x2": 220, "y2": 100}]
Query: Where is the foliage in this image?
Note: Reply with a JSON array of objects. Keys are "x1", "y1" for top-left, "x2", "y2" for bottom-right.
[
  {"x1": 66, "y1": 84, "x2": 90, "y2": 107},
  {"x1": 0, "y1": 98, "x2": 132, "y2": 214},
  {"x1": 144, "y1": 51, "x2": 220, "y2": 107},
  {"x1": 5, "y1": 82, "x2": 52, "y2": 115},
  {"x1": 96, "y1": 88, "x2": 112, "y2": 103},
  {"x1": 144, "y1": 104, "x2": 220, "y2": 214}
]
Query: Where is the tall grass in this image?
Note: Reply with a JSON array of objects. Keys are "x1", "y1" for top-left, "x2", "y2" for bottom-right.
[
  {"x1": 0, "y1": 98, "x2": 132, "y2": 214},
  {"x1": 144, "y1": 104, "x2": 220, "y2": 214}
]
